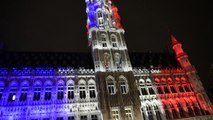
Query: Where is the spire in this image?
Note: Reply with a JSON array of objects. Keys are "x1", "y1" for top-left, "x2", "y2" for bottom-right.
[{"x1": 171, "y1": 35, "x2": 179, "y2": 45}]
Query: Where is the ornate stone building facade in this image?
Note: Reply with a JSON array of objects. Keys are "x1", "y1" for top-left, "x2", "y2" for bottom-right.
[{"x1": 0, "y1": 0, "x2": 213, "y2": 120}]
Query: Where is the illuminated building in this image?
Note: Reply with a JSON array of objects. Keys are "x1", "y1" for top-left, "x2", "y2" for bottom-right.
[{"x1": 0, "y1": 0, "x2": 213, "y2": 120}]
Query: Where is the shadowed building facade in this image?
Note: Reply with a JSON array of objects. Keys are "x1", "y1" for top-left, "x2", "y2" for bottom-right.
[{"x1": 0, "y1": 0, "x2": 213, "y2": 120}]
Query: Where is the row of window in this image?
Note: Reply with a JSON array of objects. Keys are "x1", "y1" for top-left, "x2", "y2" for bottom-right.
[
  {"x1": 0, "y1": 86, "x2": 97, "y2": 102},
  {"x1": 31, "y1": 115, "x2": 98, "y2": 120},
  {"x1": 141, "y1": 105, "x2": 162, "y2": 120},
  {"x1": 155, "y1": 77, "x2": 189, "y2": 85},
  {"x1": 107, "y1": 79, "x2": 128, "y2": 95},
  {"x1": 100, "y1": 34, "x2": 118, "y2": 48},
  {"x1": 111, "y1": 107, "x2": 133, "y2": 120},
  {"x1": 156, "y1": 84, "x2": 193, "y2": 94},
  {"x1": 163, "y1": 101, "x2": 209, "y2": 119}
]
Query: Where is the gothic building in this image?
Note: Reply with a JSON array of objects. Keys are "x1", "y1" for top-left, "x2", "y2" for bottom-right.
[{"x1": 0, "y1": 0, "x2": 213, "y2": 120}]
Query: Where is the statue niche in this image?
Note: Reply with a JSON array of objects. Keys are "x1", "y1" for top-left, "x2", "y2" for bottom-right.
[
  {"x1": 103, "y1": 52, "x2": 110, "y2": 69},
  {"x1": 114, "y1": 53, "x2": 122, "y2": 69}
]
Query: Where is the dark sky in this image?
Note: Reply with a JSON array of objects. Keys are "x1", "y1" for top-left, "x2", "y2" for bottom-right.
[{"x1": 0, "y1": 0, "x2": 212, "y2": 86}]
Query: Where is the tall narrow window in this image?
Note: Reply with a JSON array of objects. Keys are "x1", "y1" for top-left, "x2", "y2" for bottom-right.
[
  {"x1": 89, "y1": 83, "x2": 96, "y2": 98},
  {"x1": 186, "y1": 102, "x2": 195, "y2": 117},
  {"x1": 78, "y1": 80, "x2": 87, "y2": 99},
  {"x1": 164, "y1": 104, "x2": 172, "y2": 120},
  {"x1": 112, "y1": 108, "x2": 120, "y2": 120},
  {"x1": 111, "y1": 35, "x2": 117, "y2": 47},
  {"x1": 141, "y1": 107, "x2": 146, "y2": 120},
  {"x1": 154, "y1": 106, "x2": 162, "y2": 120},
  {"x1": 141, "y1": 88, "x2": 148, "y2": 95},
  {"x1": 68, "y1": 83, "x2": 75, "y2": 100},
  {"x1": 97, "y1": 11, "x2": 102, "y2": 18},
  {"x1": 170, "y1": 103, "x2": 179, "y2": 119},
  {"x1": 157, "y1": 87, "x2": 163, "y2": 94},
  {"x1": 107, "y1": 79, "x2": 115, "y2": 95},
  {"x1": 164, "y1": 86, "x2": 170, "y2": 93},
  {"x1": 101, "y1": 34, "x2": 107, "y2": 47},
  {"x1": 170, "y1": 86, "x2": 177, "y2": 93},
  {"x1": 125, "y1": 107, "x2": 133, "y2": 120},
  {"x1": 139, "y1": 79, "x2": 148, "y2": 95},
  {"x1": 147, "y1": 106, "x2": 153, "y2": 120},
  {"x1": 177, "y1": 103, "x2": 186, "y2": 118},
  {"x1": 184, "y1": 85, "x2": 190, "y2": 92},
  {"x1": 19, "y1": 87, "x2": 28, "y2": 101},
  {"x1": 0, "y1": 87, "x2": 3, "y2": 100},
  {"x1": 8, "y1": 87, "x2": 17, "y2": 102},
  {"x1": 179, "y1": 86, "x2": 184, "y2": 92},
  {"x1": 120, "y1": 80, "x2": 127, "y2": 94},
  {"x1": 148, "y1": 87, "x2": 155, "y2": 95},
  {"x1": 44, "y1": 86, "x2": 52, "y2": 100},
  {"x1": 33, "y1": 87, "x2": 41, "y2": 101},
  {"x1": 57, "y1": 83, "x2": 64, "y2": 100}
]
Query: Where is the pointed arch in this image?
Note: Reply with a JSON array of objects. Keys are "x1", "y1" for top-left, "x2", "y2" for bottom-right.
[
  {"x1": 119, "y1": 75, "x2": 128, "y2": 94},
  {"x1": 106, "y1": 76, "x2": 116, "y2": 95}
]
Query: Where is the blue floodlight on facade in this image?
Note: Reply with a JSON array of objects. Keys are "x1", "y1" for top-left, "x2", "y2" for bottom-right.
[{"x1": 87, "y1": 2, "x2": 100, "y2": 28}]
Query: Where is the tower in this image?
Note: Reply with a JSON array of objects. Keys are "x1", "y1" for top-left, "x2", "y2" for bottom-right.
[
  {"x1": 85, "y1": 0, "x2": 142, "y2": 119},
  {"x1": 171, "y1": 35, "x2": 213, "y2": 115}
]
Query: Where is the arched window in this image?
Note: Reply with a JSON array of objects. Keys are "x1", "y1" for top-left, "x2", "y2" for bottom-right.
[
  {"x1": 97, "y1": 10, "x2": 102, "y2": 18},
  {"x1": 185, "y1": 101, "x2": 195, "y2": 117},
  {"x1": 57, "y1": 81, "x2": 65, "y2": 100},
  {"x1": 175, "y1": 77, "x2": 180, "y2": 84},
  {"x1": 44, "y1": 80, "x2": 52, "y2": 101},
  {"x1": 0, "y1": 80, "x2": 5, "y2": 101},
  {"x1": 19, "y1": 80, "x2": 29, "y2": 102},
  {"x1": 78, "y1": 79, "x2": 86, "y2": 99},
  {"x1": 169, "y1": 103, "x2": 179, "y2": 119},
  {"x1": 97, "y1": 10, "x2": 103, "y2": 26},
  {"x1": 8, "y1": 81, "x2": 18, "y2": 102},
  {"x1": 147, "y1": 105, "x2": 153, "y2": 120},
  {"x1": 146, "y1": 78, "x2": 155, "y2": 95},
  {"x1": 119, "y1": 77, "x2": 128, "y2": 94},
  {"x1": 161, "y1": 78, "x2": 166, "y2": 85},
  {"x1": 163, "y1": 103, "x2": 172, "y2": 119},
  {"x1": 154, "y1": 78, "x2": 160, "y2": 85},
  {"x1": 154, "y1": 105, "x2": 162, "y2": 120},
  {"x1": 67, "y1": 80, "x2": 75, "y2": 100},
  {"x1": 167, "y1": 78, "x2": 173, "y2": 84},
  {"x1": 177, "y1": 102, "x2": 186, "y2": 118},
  {"x1": 33, "y1": 80, "x2": 42, "y2": 101},
  {"x1": 192, "y1": 101, "x2": 201, "y2": 116},
  {"x1": 107, "y1": 77, "x2": 116, "y2": 95},
  {"x1": 181, "y1": 77, "x2": 186, "y2": 83},
  {"x1": 141, "y1": 107, "x2": 146, "y2": 120},
  {"x1": 101, "y1": 34, "x2": 107, "y2": 47},
  {"x1": 88, "y1": 79, "x2": 96, "y2": 98},
  {"x1": 139, "y1": 79, "x2": 148, "y2": 95}
]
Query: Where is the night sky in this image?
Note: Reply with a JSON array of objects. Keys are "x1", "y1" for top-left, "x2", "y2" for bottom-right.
[{"x1": 0, "y1": 0, "x2": 212, "y2": 86}]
